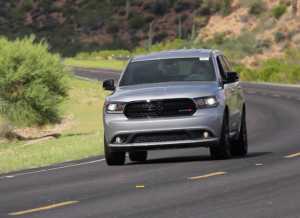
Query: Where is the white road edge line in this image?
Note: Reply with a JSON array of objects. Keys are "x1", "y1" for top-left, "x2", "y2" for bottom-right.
[
  {"x1": 1, "y1": 154, "x2": 129, "y2": 179},
  {"x1": 0, "y1": 158, "x2": 105, "y2": 179}
]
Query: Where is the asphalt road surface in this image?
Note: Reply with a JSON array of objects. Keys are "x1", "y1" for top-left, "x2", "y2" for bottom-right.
[{"x1": 1, "y1": 67, "x2": 300, "y2": 218}]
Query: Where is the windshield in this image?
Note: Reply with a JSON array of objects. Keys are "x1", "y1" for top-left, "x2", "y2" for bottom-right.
[{"x1": 119, "y1": 57, "x2": 216, "y2": 86}]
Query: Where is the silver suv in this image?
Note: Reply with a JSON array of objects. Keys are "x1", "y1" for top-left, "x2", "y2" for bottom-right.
[{"x1": 102, "y1": 49, "x2": 247, "y2": 166}]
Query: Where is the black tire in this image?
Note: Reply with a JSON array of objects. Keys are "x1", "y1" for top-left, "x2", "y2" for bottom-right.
[
  {"x1": 104, "y1": 134, "x2": 126, "y2": 166},
  {"x1": 210, "y1": 113, "x2": 231, "y2": 160},
  {"x1": 129, "y1": 151, "x2": 148, "y2": 162},
  {"x1": 230, "y1": 109, "x2": 248, "y2": 156}
]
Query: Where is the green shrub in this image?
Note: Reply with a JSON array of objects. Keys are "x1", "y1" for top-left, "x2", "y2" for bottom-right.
[
  {"x1": 239, "y1": 67, "x2": 259, "y2": 82},
  {"x1": 150, "y1": 2, "x2": 168, "y2": 15},
  {"x1": 20, "y1": 0, "x2": 33, "y2": 12},
  {"x1": 128, "y1": 14, "x2": 144, "y2": 29},
  {"x1": 174, "y1": 14, "x2": 188, "y2": 24},
  {"x1": 143, "y1": 3, "x2": 151, "y2": 10},
  {"x1": 274, "y1": 31, "x2": 285, "y2": 42},
  {"x1": 153, "y1": 32, "x2": 168, "y2": 43},
  {"x1": 248, "y1": 0, "x2": 266, "y2": 15},
  {"x1": 212, "y1": 32, "x2": 226, "y2": 44},
  {"x1": 0, "y1": 35, "x2": 72, "y2": 127},
  {"x1": 200, "y1": 7, "x2": 211, "y2": 16},
  {"x1": 118, "y1": 10, "x2": 126, "y2": 16},
  {"x1": 144, "y1": 16, "x2": 154, "y2": 23},
  {"x1": 279, "y1": 0, "x2": 291, "y2": 7},
  {"x1": 107, "y1": 23, "x2": 119, "y2": 34},
  {"x1": 273, "y1": 5, "x2": 287, "y2": 19}
]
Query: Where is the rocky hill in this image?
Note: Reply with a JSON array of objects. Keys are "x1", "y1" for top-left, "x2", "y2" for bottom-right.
[
  {"x1": 0, "y1": 0, "x2": 209, "y2": 56},
  {"x1": 1, "y1": 0, "x2": 299, "y2": 63}
]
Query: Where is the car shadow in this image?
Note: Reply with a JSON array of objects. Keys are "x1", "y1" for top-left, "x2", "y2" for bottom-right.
[{"x1": 126, "y1": 152, "x2": 272, "y2": 165}]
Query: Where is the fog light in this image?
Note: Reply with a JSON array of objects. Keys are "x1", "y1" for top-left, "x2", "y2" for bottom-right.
[
  {"x1": 203, "y1": 132, "x2": 209, "y2": 138},
  {"x1": 116, "y1": 137, "x2": 122, "y2": 143}
]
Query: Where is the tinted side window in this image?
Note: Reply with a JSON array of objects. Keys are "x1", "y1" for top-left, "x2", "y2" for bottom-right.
[
  {"x1": 220, "y1": 56, "x2": 229, "y2": 72},
  {"x1": 216, "y1": 56, "x2": 226, "y2": 80},
  {"x1": 222, "y1": 55, "x2": 232, "y2": 71}
]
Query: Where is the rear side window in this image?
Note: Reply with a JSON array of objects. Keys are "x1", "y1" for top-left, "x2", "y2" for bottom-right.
[{"x1": 119, "y1": 58, "x2": 216, "y2": 86}]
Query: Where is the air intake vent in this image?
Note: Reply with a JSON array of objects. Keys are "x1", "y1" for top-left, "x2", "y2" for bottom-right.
[{"x1": 133, "y1": 132, "x2": 190, "y2": 143}]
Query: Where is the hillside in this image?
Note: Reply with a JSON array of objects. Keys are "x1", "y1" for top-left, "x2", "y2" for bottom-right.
[
  {"x1": 0, "y1": 0, "x2": 299, "y2": 62},
  {"x1": 0, "y1": 0, "x2": 208, "y2": 56},
  {"x1": 195, "y1": 0, "x2": 300, "y2": 67}
]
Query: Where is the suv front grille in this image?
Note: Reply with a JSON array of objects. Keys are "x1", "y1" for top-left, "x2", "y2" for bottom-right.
[
  {"x1": 133, "y1": 132, "x2": 190, "y2": 143},
  {"x1": 124, "y1": 99, "x2": 196, "y2": 119}
]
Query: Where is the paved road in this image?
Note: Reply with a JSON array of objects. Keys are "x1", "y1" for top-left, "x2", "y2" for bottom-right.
[{"x1": 1, "y1": 67, "x2": 300, "y2": 218}]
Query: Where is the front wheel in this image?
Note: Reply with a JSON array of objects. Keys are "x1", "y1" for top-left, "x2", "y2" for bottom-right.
[
  {"x1": 230, "y1": 109, "x2": 248, "y2": 156},
  {"x1": 104, "y1": 134, "x2": 126, "y2": 166},
  {"x1": 210, "y1": 113, "x2": 231, "y2": 160}
]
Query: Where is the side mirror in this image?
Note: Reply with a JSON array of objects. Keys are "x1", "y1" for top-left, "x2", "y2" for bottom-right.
[
  {"x1": 103, "y1": 79, "x2": 116, "y2": 91},
  {"x1": 224, "y1": 71, "x2": 239, "y2": 84}
]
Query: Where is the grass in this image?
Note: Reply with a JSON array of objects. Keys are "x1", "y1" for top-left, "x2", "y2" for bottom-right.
[
  {"x1": 61, "y1": 77, "x2": 111, "y2": 135},
  {"x1": 0, "y1": 77, "x2": 112, "y2": 174},
  {"x1": 0, "y1": 133, "x2": 104, "y2": 173},
  {"x1": 64, "y1": 58, "x2": 127, "y2": 70}
]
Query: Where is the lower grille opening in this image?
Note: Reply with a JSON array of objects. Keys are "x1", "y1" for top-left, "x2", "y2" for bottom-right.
[{"x1": 132, "y1": 132, "x2": 190, "y2": 143}]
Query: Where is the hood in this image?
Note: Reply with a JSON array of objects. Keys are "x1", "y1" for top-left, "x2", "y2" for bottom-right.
[{"x1": 107, "y1": 82, "x2": 221, "y2": 102}]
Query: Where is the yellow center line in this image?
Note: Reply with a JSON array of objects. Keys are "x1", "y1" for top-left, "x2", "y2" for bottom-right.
[
  {"x1": 9, "y1": 201, "x2": 78, "y2": 216},
  {"x1": 287, "y1": 96, "x2": 290, "y2": 98},
  {"x1": 247, "y1": 91, "x2": 256, "y2": 94},
  {"x1": 263, "y1": 93, "x2": 266, "y2": 95},
  {"x1": 273, "y1": 95, "x2": 281, "y2": 97},
  {"x1": 284, "y1": 153, "x2": 300, "y2": 158},
  {"x1": 188, "y1": 172, "x2": 226, "y2": 180}
]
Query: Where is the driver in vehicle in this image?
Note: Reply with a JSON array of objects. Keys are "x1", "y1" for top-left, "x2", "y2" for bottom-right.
[{"x1": 185, "y1": 62, "x2": 209, "y2": 81}]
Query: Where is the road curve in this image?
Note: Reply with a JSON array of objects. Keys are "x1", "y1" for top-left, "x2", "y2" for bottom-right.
[{"x1": 0, "y1": 67, "x2": 300, "y2": 218}]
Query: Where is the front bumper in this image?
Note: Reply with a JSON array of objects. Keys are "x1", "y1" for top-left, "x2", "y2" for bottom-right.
[{"x1": 103, "y1": 107, "x2": 223, "y2": 152}]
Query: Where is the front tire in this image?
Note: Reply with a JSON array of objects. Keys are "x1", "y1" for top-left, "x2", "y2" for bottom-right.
[
  {"x1": 129, "y1": 151, "x2": 148, "y2": 162},
  {"x1": 230, "y1": 109, "x2": 248, "y2": 156},
  {"x1": 210, "y1": 113, "x2": 231, "y2": 160},
  {"x1": 104, "y1": 134, "x2": 126, "y2": 166}
]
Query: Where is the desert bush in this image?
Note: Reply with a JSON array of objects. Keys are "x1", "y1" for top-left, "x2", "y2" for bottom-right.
[
  {"x1": 236, "y1": 67, "x2": 259, "y2": 82},
  {"x1": 292, "y1": 34, "x2": 300, "y2": 44},
  {"x1": 154, "y1": 26, "x2": 160, "y2": 32},
  {"x1": 144, "y1": 16, "x2": 154, "y2": 23},
  {"x1": 174, "y1": 14, "x2": 188, "y2": 24},
  {"x1": 143, "y1": 3, "x2": 151, "y2": 10},
  {"x1": 248, "y1": 0, "x2": 266, "y2": 15},
  {"x1": 19, "y1": 0, "x2": 33, "y2": 12},
  {"x1": 118, "y1": 10, "x2": 126, "y2": 16},
  {"x1": 279, "y1": 0, "x2": 291, "y2": 6},
  {"x1": 128, "y1": 14, "x2": 144, "y2": 29},
  {"x1": 153, "y1": 32, "x2": 168, "y2": 43},
  {"x1": 273, "y1": 5, "x2": 287, "y2": 19},
  {"x1": 0, "y1": 35, "x2": 72, "y2": 127},
  {"x1": 130, "y1": 35, "x2": 142, "y2": 42},
  {"x1": 212, "y1": 32, "x2": 226, "y2": 44},
  {"x1": 274, "y1": 31, "x2": 285, "y2": 43},
  {"x1": 199, "y1": 7, "x2": 211, "y2": 16},
  {"x1": 107, "y1": 23, "x2": 119, "y2": 34},
  {"x1": 174, "y1": 1, "x2": 190, "y2": 12},
  {"x1": 198, "y1": 17, "x2": 208, "y2": 27},
  {"x1": 150, "y1": 1, "x2": 168, "y2": 15}
]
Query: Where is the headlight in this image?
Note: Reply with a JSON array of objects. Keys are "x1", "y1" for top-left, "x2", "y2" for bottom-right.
[
  {"x1": 193, "y1": 96, "x2": 219, "y2": 109},
  {"x1": 105, "y1": 102, "x2": 126, "y2": 114}
]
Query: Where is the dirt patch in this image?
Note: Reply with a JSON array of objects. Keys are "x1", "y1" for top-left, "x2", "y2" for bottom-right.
[{"x1": 12, "y1": 114, "x2": 76, "y2": 140}]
